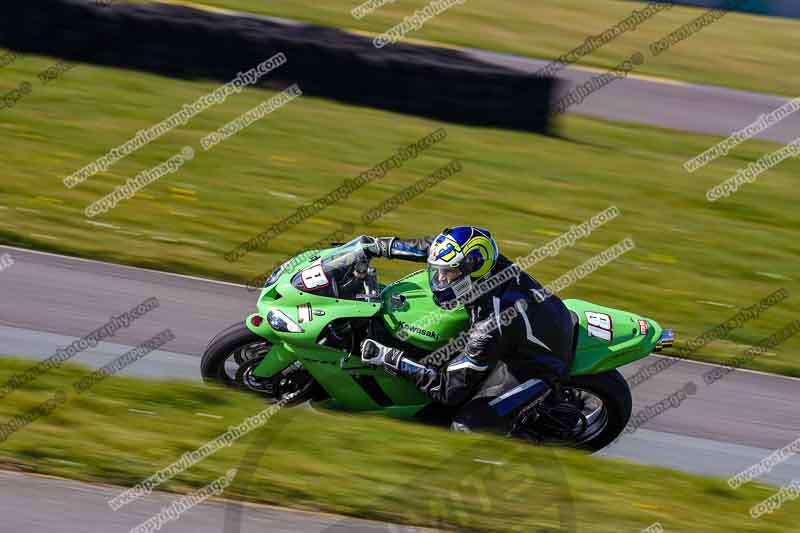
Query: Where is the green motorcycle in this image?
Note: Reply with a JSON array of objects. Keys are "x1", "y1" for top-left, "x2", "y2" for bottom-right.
[{"x1": 202, "y1": 237, "x2": 673, "y2": 451}]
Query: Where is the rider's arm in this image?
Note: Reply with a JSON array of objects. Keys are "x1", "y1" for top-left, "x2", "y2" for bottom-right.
[
  {"x1": 384, "y1": 316, "x2": 499, "y2": 405},
  {"x1": 372, "y1": 236, "x2": 436, "y2": 262}
]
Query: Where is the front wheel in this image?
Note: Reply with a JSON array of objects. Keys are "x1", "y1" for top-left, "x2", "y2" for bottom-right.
[{"x1": 200, "y1": 322, "x2": 318, "y2": 405}]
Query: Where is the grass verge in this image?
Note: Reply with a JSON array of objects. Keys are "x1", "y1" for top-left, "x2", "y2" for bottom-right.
[
  {"x1": 0, "y1": 357, "x2": 795, "y2": 532},
  {"x1": 0, "y1": 53, "x2": 798, "y2": 376}
]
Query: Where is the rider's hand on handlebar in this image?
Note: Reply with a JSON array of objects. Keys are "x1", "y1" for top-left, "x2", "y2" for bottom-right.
[
  {"x1": 360, "y1": 339, "x2": 404, "y2": 375},
  {"x1": 360, "y1": 338, "x2": 388, "y2": 366},
  {"x1": 362, "y1": 236, "x2": 393, "y2": 259}
]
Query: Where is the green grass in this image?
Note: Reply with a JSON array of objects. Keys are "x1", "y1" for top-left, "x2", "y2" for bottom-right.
[
  {"x1": 0, "y1": 357, "x2": 796, "y2": 532},
  {"x1": 170, "y1": 0, "x2": 800, "y2": 96},
  {"x1": 0, "y1": 53, "x2": 798, "y2": 377}
]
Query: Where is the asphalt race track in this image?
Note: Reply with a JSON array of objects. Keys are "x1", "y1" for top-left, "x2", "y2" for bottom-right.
[
  {"x1": 0, "y1": 245, "x2": 799, "y2": 531},
  {"x1": 468, "y1": 47, "x2": 800, "y2": 143},
  {"x1": 0, "y1": 470, "x2": 422, "y2": 533}
]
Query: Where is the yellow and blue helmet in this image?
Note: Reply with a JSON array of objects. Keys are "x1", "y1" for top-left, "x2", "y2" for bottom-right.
[{"x1": 427, "y1": 226, "x2": 499, "y2": 308}]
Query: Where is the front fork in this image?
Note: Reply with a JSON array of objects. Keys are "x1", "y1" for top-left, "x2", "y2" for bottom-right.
[{"x1": 245, "y1": 312, "x2": 297, "y2": 378}]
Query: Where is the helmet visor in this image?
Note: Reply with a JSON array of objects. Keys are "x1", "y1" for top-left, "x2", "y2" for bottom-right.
[
  {"x1": 428, "y1": 264, "x2": 463, "y2": 290},
  {"x1": 427, "y1": 264, "x2": 472, "y2": 308}
]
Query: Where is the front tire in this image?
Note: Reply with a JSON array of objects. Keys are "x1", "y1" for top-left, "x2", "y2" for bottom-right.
[
  {"x1": 201, "y1": 322, "x2": 267, "y2": 383},
  {"x1": 201, "y1": 322, "x2": 318, "y2": 404}
]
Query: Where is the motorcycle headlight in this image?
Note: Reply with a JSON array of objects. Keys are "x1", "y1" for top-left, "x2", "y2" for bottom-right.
[{"x1": 267, "y1": 309, "x2": 304, "y2": 333}]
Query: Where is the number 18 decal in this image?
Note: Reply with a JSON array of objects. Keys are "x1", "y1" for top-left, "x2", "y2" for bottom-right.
[{"x1": 585, "y1": 311, "x2": 613, "y2": 342}]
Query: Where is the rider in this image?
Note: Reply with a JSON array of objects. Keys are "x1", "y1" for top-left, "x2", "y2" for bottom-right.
[{"x1": 359, "y1": 226, "x2": 578, "y2": 433}]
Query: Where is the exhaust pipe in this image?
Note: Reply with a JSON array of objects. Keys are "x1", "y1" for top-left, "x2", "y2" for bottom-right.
[{"x1": 654, "y1": 329, "x2": 674, "y2": 352}]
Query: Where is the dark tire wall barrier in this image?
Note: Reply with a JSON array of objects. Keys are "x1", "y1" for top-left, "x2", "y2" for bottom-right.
[
  {"x1": 645, "y1": 0, "x2": 800, "y2": 19},
  {"x1": 0, "y1": 0, "x2": 556, "y2": 133}
]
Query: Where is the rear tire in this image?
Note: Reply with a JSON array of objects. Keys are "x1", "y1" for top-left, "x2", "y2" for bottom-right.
[{"x1": 568, "y1": 370, "x2": 632, "y2": 452}]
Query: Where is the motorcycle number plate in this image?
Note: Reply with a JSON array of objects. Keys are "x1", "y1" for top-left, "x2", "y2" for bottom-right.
[
  {"x1": 301, "y1": 265, "x2": 329, "y2": 290},
  {"x1": 586, "y1": 311, "x2": 613, "y2": 342}
]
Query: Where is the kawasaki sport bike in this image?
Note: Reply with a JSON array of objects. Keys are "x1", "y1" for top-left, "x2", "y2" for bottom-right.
[{"x1": 201, "y1": 237, "x2": 674, "y2": 451}]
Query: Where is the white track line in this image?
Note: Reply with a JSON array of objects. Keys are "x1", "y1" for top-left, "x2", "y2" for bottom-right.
[{"x1": 649, "y1": 354, "x2": 800, "y2": 383}]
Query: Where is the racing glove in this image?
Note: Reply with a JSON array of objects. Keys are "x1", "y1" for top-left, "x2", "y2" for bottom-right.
[
  {"x1": 360, "y1": 338, "x2": 403, "y2": 375},
  {"x1": 363, "y1": 236, "x2": 394, "y2": 259}
]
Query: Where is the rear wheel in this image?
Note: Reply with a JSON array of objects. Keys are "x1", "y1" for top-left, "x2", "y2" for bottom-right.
[
  {"x1": 514, "y1": 370, "x2": 631, "y2": 452},
  {"x1": 200, "y1": 322, "x2": 318, "y2": 405}
]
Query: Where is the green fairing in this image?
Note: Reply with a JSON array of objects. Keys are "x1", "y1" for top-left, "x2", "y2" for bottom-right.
[{"x1": 247, "y1": 248, "x2": 664, "y2": 417}]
